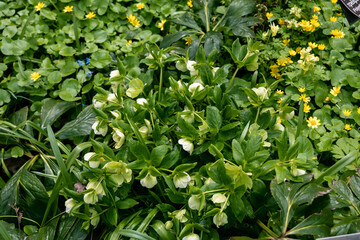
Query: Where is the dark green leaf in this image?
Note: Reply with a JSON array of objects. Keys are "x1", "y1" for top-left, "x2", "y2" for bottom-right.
[{"x1": 41, "y1": 99, "x2": 76, "y2": 129}]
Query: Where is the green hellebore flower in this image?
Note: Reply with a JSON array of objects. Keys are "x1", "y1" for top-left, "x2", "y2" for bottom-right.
[
  {"x1": 213, "y1": 212, "x2": 228, "y2": 228},
  {"x1": 173, "y1": 172, "x2": 191, "y2": 188},
  {"x1": 140, "y1": 173, "x2": 157, "y2": 188}
]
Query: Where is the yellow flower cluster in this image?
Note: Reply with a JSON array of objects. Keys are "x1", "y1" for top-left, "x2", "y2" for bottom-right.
[
  {"x1": 304, "y1": 103, "x2": 311, "y2": 113},
  {"x1": 270, "y1": 64, "x2": 282, "y2": 79},
  {"x1": 266, "y1": 12, "x2": 274, "y2": 19},
  {"x1": 283, "y1": 39, "x2": 290, "y2": 46},
  {"x1": 85, "y1": 12, "x2": 96, "y2": 19},
  {"x1": 331, "y1": 29, "x2": 345, "y2": 38},
  {"x1": 277, "y1": 57, "x2": 293, "y2": 66},
  {"x1": 136, "y1": 3, "x2": 145, "y2": 10},
  {"x1": 126, "y1": 40, "x2": 133, "y2": 46},
  {"x1": 187, "y1": 0, "x2": 193, "y2": 8},
  {"x1": 63, "y1": 6, "x2": 73, "y2": 13},
  {"x1": 31, "y1": 72, "x2": 41, "y2": 81},
  {"x1": 298, "y1": 15, "x2": 320, "y2": 32},
  {"x1": 184, "y1": 37, "x2": 192, "y2": 45},
  {"x1": 127, "y1": 14, "x2": 140, "y2": 27},
  {"x1": 299, "y1": 94, "x2": 310, "y2": 103},
  {"x1": 330, "y1": 86, "x2": 341, "y2": 96}
]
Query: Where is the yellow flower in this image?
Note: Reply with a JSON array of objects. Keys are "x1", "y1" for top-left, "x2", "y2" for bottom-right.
[
  {"x1": 277, "y1": 57, "x2": 287, "y2": 66},
  {"x1": 187, "y1": 0, "x2": 193, "y2": 8},
  {"x1": 331, "y1": 0, "x2": 337, "y2": 3},
  {"x1": 184, "y1": 37, "x2": 192, "y2": 45},
  {"x1": 307, "y1": 116, "x2": 321, "y2": 128},
  {"x1": 126, "y1": 40, "x2": 132, "y2": 46},
  {"x1": 277, "y1": 98, "x2": 283, "y2": 104},
  {"x1": 330, "y1": 86, "x2": 341, "y2": 96},
  {"x1": 35, "y1": 2, "x2": 45, "y2": 11},
  {"x1": 304, "y1": 103, "x2": 311, "y2": 113},
  {"x1": 283, "y1": 39, "x2": 290, "y2": 46},
  {"x1": 299, "y1": 94, "x2": 310, "y2": 103},
  {"x1": 296, "y1": 47, "x2": 302, "y2": 53},
  {"x1": 336, "y1": 12, "x2": 342, "y2": 16},
  {"x1": 136, "y1": 3, "x2": 145, "y2": 10},
  {"x1": 330, "y1": 16, "x2": 337, "y2": 22},
  {"x1": 343, "y1": 109, "x2": 352, "y2": 117},
  {"x1": 85, "y1": 12, "x2": 96, "y2": 19},
  {"x1": 266, "y1": 12, "x2": 274, "y2": 19},
  {"x1": 286, "y1": 57, "x2": 293, "y2": 64},
  {"x1": 331, "y1": 29, "x2": 345, "y2": 38},
  {"x1": 158, "y1": 20, "x2": 166, "y2": 31},
  {"x1": 63, "y1": 6, "x2": 73, "y2": 13},
  {"x1": 276, "y1": 89, "x2": 284, "y2": 95},
  {"x1": 31, "y1": 72, "x2": 41, "y2": 81},
  {"x1": 325, "y1": 97, "x2": 330, "y2": 101},
  {"x1": 270, "y1": 22, "x2": 280, "y2": 36},
  {"x1": 278, "y1": 19, "x2": 285, "y2": 26},
  {"x1": 345, "y1": 124, "x2": 351, "y2": 131},
  {"x1": 358, "y1": 107, "x2": 360, "y2": 115},
  {"x1": 127, "y1": 14, "x2": 140, "y2": 27},
  {"x1": 314, "y1": 6, "x2": 321, "y2": 12},
  {"x1": 312, "y1": 15, "x2": 318, "y2": 20},
  {"x1": 298, "y1": 87, "x2": 306, "y2": 93},
  {"x1": 308, "y1": 42, "x2": 318, "y2": 49},
  {"x1": 277, "y1": 117, "x2": 282, "y2": 124},
  {"x1": 289, "y1": 50, "x2": 296, "y2": 56},
  {"x1": 318, "y1": 44, "x2": 326, "y2": 50}
]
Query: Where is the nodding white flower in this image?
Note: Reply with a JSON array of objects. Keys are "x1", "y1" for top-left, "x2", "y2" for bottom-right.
[
  {"x1": 93, "y1": 99, "x2": 105, "y2": 108},
  {"x1": 252, "y1": 87, "x2": 269, "y2": 101},
  {"x1": 213, "y1": 212, "x2": 228, "y2": 228},
  {"x1": 181, "y1": 107, "x2": 194, "y2": 124},
  {"x1": 178, "y1": 138, "x2": 194, "y2": 155},
  {"x1": 84, "y1": 152, "x2": 100, "y2": 168},
  {"x1": 211, "y1": 193, "x2": 227, "y2": 204},
  {"x1": 188, "y1": 83, "x2": 204, "y2": 93},
  {"x1": 110, "y1": 70, "x2": 120, "y2": 79},
  {"x1": 113, "y1": 129, "x2": 125, "y2": 149},
  {"x1": 176, "y1": 60, "x2": 187, "y2": 72},
  {"x1": 92, "y1": 120, "x2": 107, "y2": 136},
  {"x1": 84, "y1": 180, "x2": 105, "y2": 204},
  {"x1": 110, "y1": 110, "x2": 121, "y2": 118},
  {"x1": 188, "y1": 194, "x2": 206, "y2": 211},
  {"x1": 174, "y1": 209, "x2": 188, "y2": 223},
  {"x1": 182, "y1": 233, "x2": 200, "y2": 240},
  {"x1": 86, "y1": 180, "x2": 105, "y2": 196},
  {"x1": 274, "y1": 123, "x2": 284, "y2": 131},
  {"x1": 136, "y1": 98, "x2": 148, "y2": 106},
  {"x1": 173, "y1": 172, "x2": 191, "y2": 188},
  {"x1": 103, "y1": 161, "x2": 132, "y2": 185},
  {"x1": 186, "y1": 60, "x2": 198, "y2": 75},
  {"x1": 140, "y1": 173, "x2": 157, "y2": 188},
  {"x1": 107, "y1": 93, "x2": 117, "y2": 102},
  {"x1": 65, "y1": 198, "x2": 77, "y2": 213}
]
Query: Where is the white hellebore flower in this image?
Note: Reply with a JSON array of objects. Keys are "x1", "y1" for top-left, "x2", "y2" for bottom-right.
[
  {"x1": 107, "y1": 93, "x2": 117, "y2": 102},
  {"x1": 110, "y1": 70, "x2": 120, "y2": 79},
  {"x1": 174, "y1": 209, "x2": 188, "y2": 223},
  {"x1": 188, "y1": 194, "x2": 205, "y2": 211},
  {"x1": 252, "y1": 87, "x2": 269, "y2": 101},
  {"x1": 140, "y1": 173, "x2": 158, "y2": 188},
  {"x1": 92, "y1": 120, "x2": 107, "y2": 136},
  {"x1": 113, "y1": 129, "x2": 125, "y2": 149},
  {"x1": 176, "y1": 60, "x2": 187, "y2": 72},
  {"x1": 293, "y1": 168, "x2": 306, "y2": 176},
  {"x1": 183, "y1": 233, "x2": 200, "y2": 240},
  {"x1": 93, "y1": 99, "x2": 105, "y2": 108},
  {"x1": 65, "y1": 198, "x2": 77, "y2": 213},
  {"x1": 173, "y1": 172, "x2": 191, "y2": 188},
  {"x1": 84, "y1": 180, "x2": 105, "y2": 204},
  {"x1": 136, "y1": 98, "x2": 148, "y2": 106},
  {"x1": 188, "y1": 83, "x2": 204, "y2": 93},
  {"x1": 186, "y1": 60, "x2": 198, "y2": 75},
  {"x1": 213, "y1": 212, "x2": 228, "y2": 228},
  {"x1": 178, "y1": 138, "x2": 194, "y2": 155},
  {"x1": 211, "y1": 193, "x2": 230, "y2": 209},
  {"x1": 84, "y1": 152, "x2": 100, "y2": 168}
]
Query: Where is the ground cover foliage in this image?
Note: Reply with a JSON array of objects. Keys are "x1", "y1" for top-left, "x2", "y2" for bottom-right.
[{"x1": 1, "y1": 0, "x2": 360, "y2": 239}]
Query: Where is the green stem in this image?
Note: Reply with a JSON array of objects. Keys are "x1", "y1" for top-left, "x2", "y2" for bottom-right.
[
  {"x1": 1, "y1": 149, "x2": 11, "y2": 178},
  {"x1": 204, "y1": 0, "x2": 210, "y2": 32},
  {"x1": 254, "y1": 106, "x2": 261, "y2": 124},
  {"x1": 158, "y1": 66, "x2": 163, "y2": 101},
  {"x1": 256, "y1": 219, "x2": 278, "y2": 239},
  {"x1": 225, "y1": 67, "x2": 240, "y2": 93}
]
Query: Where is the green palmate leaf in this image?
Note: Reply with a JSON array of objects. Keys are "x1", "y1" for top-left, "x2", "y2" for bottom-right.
[
  {"x1": 350, "y1": 176, "x2": 360, "y2": 200},
  {"x1": 206, "y1": 106, "x2": 222, "y2": 131},
  {"x1": 331, "y1": 138, "x2": 359, "y2": 159},
  {"x1": 0, "y1": 168, "x2": 49, "y2": 224},
  {"x1": 331, "y1": 180, "x2": 359, "y2": 209},
  {"x1": 150, "y1": 145, "x2": 170, "y2": 167},
  {"x1": 116, "y1": 199, "x2": 139, "y2": 209},
  {"x1": 40, "y1": 99, "x2": 76, "y2": 129},
  {"x1": 286, "y1": 210, "x2": 331, "y2": 237},
  {"x1": 173, "y1": 13, "x2": 202, "y2": 31},
  {"x1": 56, "y1": 106, "x2": 96, "y2": 139},
  {"x1": 204, "y1": 32, "x2": 223, "y2": 55},
  {"x1": 160, "y1": 31, "x2": 191, "y2": 48},
  {"x1": 270, "y1": 180, "x2": 328, "y2": 234}
]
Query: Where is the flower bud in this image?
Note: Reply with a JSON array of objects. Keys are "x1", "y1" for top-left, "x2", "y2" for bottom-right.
[
  {"x1": 136, "y1": 98, "x2": 148, "y2": 106},
  {"x1": 65, "y1": 198, "x2": 77, "y2": 213},
  {"x1": 183, "y1": 233, "x2": 200, "y2": 240},
  {"x1": 252, "y1": 87, "x2": 269, "y2": 101},
  {"x1": 186, "y1": 60, "x2": 198, "y2": 75},
  {"x1": 188, "y1": 194, "x2": 205, "y2": 211},
  {"x1": 188, "y1": 83, "x2": 204, "y2": 93},
  {"x1": 113, "y1": 129, "x2": 125, "y2": 149},
  {"x1": 92, "y1": 120, "x2": 107, "y2": 136},
  {"x1": 107, "y1": 93, "x2": 117, "y2": 102},
  {"x1": 110, "y1": 70, "x2": 120, "y2": 79},
  {"x1": 165, "y1": 221, "x2": 173, "y2": 230},
  {"x1": 174, "y1": 209, "x2": 188, "y2": 223}
]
